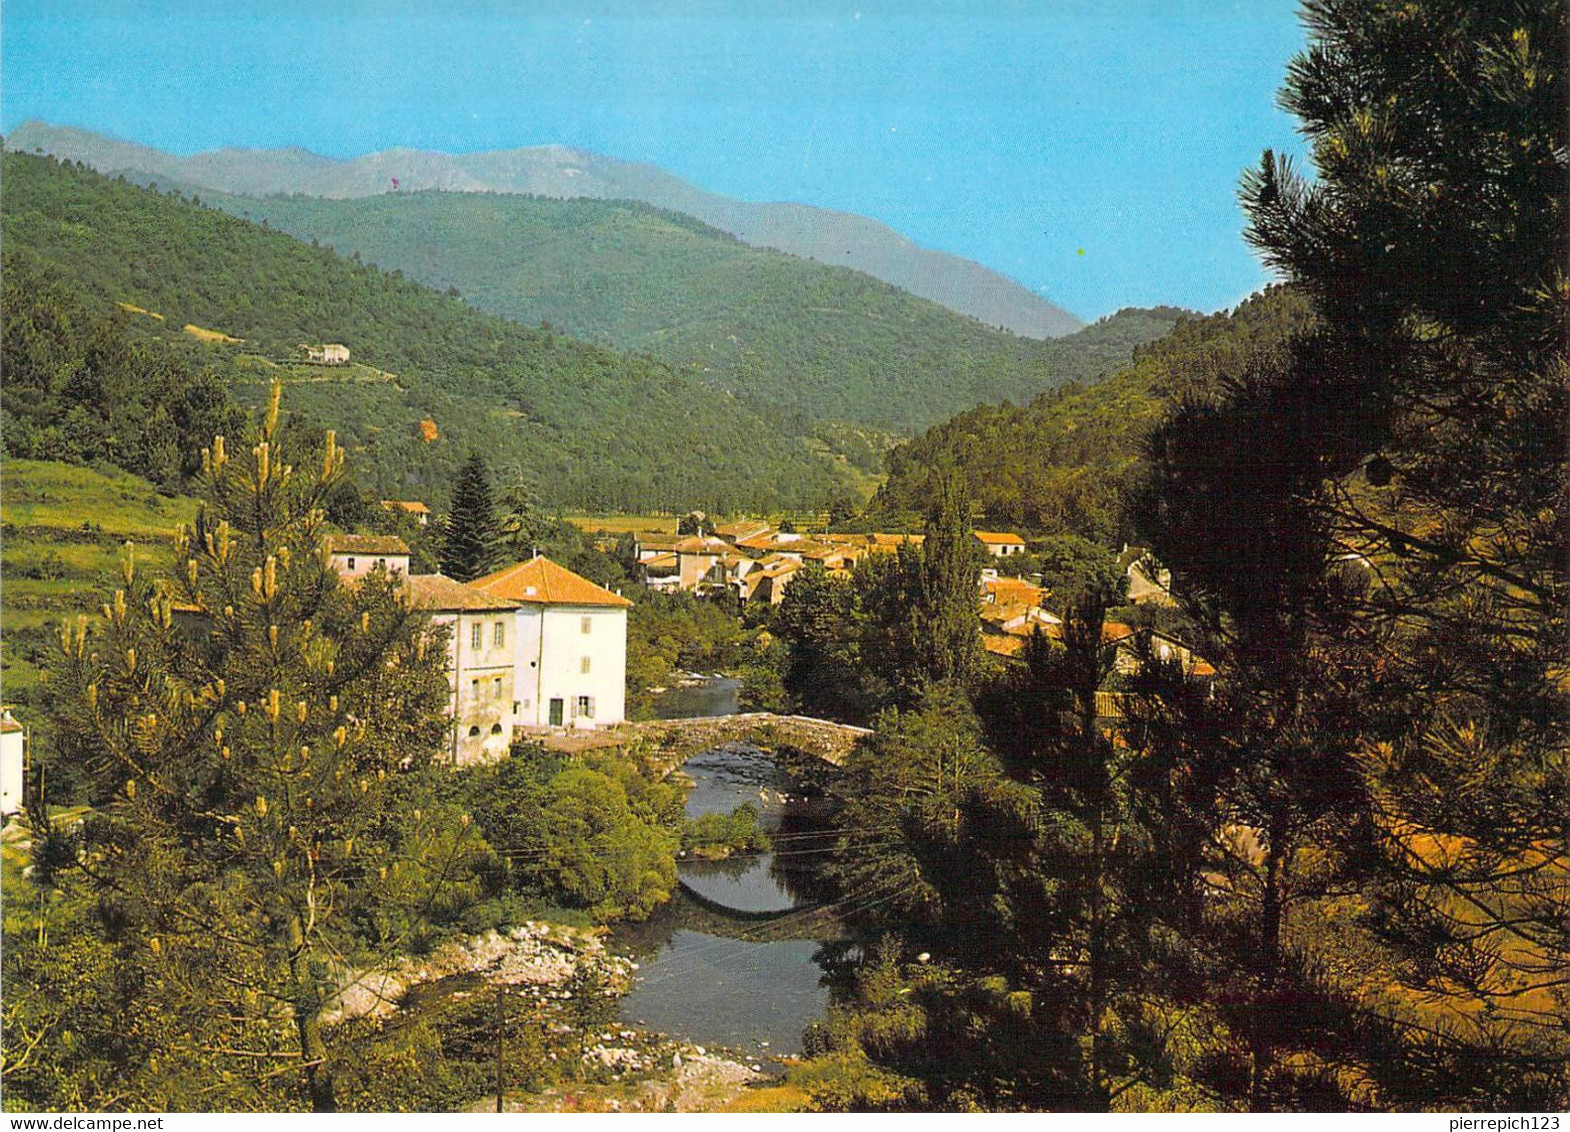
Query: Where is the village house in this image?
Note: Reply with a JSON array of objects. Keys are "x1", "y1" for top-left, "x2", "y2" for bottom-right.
[
  {"x1": 741, "y1": 557, "x2": 802, "y2": 605},
  {"x1": 672, "y1": 535, "x2": 733, "y2": 591},
  {"x1": 975, "y1": 530, "x2": 1028, "y2": 558},
  {"x1": 632, "y1": 532, "x2": 685, "y2": 562},
  {"x1": 325, "y1": 533, "x2": 411, "y2": 580},
  {"x1": 638, "y1": 552, "x2": 683, "y2": 592},
  {"x1": 302, "y1": 342, "x2": 351, "y2": 365},
  {"x1": 380, "y1": 500, "x2": 431, "y2": 527},
  {"x1": 714, "y1": 518, "x2": 773, "y2": 545},
  {"x1": 1, "y1": 707, "x2": 27, "y2": 817},
  {"x1": 470, "y1": 556, "x2": 631, "y2": 730},
  {"x1": 1120, "y1": 546, "x2": 1176, "y2": 607},
  {"x1": 403, "y1": 574, "x2": 520, "y2": 765}
]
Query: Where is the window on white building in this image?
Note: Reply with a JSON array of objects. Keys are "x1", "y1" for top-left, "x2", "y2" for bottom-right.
[
  {"x1": 471, "y1": 622, "x2": 482, "y2": 650},
  {"x1": 578, "y1": 695, "x2": 594, "y2": 719},
  {"x1": 493, "y1": 677, "x2": 502, "y2": 699},
  {"x1": 347, "y1": 557, "x2": 357, "y2": 571},
  {"x1": 580, "y1": 656, "x2": 592, "y2": 674},
  {"x1": 494, "y1": 621, "x2": 506, "y2": 647},
  {"x1": 581, "y1": 616, "x2": 592, "y2": 634}
]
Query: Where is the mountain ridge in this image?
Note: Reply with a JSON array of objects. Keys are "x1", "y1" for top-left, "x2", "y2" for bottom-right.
[
  {"x1": 193, "y1": 187, "x2": 1185, "y2": 433},
  {"x1": 6, "y1": 119, "x2": 1084, "y2": 338}
]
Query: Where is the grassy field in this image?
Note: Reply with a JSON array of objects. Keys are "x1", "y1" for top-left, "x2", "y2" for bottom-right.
[
  {"x1": 2, "y1": 460, "x2": 196, "y2": 700},
  {"x1": 564, "y1": 514, "x2": 680, "y2": 535}
]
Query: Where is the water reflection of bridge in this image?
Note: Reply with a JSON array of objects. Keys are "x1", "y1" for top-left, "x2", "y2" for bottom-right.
[
  {"x1": 522, "y1": 712, "x2": 871, "y2": 769},
  {"x1": 665, "y1": 883, "x2": 849, "y2": 943}
]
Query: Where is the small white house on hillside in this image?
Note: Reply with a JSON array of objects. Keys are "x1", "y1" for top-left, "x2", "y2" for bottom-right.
[
  {"x1": 470, "y1": 556, "x2": 631, "y2": 729},
  {"x1": 325, "y1": 534, "x2": 411, "y2": 580}
]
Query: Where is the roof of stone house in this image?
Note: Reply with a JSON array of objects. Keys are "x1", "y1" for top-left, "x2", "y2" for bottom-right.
[
  {"x1": 736, "y1": 532, "x2": 785, "y2": 552},
  {"x1": 635, "y1": 533, "x2": 685, "y2": 550},
  {"x1": 974, "y1": 530, "x2": 1026, "y2": 546},
  {"x1": 404, "y1": 573, "x2": 520, "y2": 613},
  {"x1": 380, "y1": 500, "x2": 430, "y2": 514},
  {"x1": 715, "y1": 519, "x2": 773, "y2": 540},
  {"x1": 325, "y1": 534, "x2": 411, "y2": 556},
  {"x1": 869, "y1": 533, "x2": 925, "y2": 550},
  {"x1": 642, "y1": 552, "x2": 679, "y2": 570},
  {"x1": 982, "y1": 634, "x2": 1028, "y2": 659},
  {"x1": 982, "y1": 577, "x2": 1043, "y2": 605},
  {"x1": 471, "y1": 556, "x2": 633, "y2": 608},
  {"x1": 674, "y1": 536, "x2": 730, "y2": 555}
]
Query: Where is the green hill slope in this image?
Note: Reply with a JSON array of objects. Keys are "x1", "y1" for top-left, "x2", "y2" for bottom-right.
[
  {"x1": 204, "y1": 190, "x2": 1184, "y2": 432},
  {"x1": 0, "y1": 151, "x2": 853, "y2": 513},
  {"x1": 8, "y1": 120, "x2": 1085, "y2": 338},
  {"x1": 868, "y1": 287, "x2": 1316, "y2": 540}
]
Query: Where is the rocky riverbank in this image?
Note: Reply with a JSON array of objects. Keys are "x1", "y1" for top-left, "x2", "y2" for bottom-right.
[
  {"x1": 323, "y1": 920, "x2": 767, "y2": 1112},
  {"x1": 323, "y1": 921, "x2": 627, "y2": 1025}
]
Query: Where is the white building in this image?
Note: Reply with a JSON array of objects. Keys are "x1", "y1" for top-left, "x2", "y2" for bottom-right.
[
  {"x1": 1, "y1": 707, "x2": 27, "y2": 817},
  {"x1": 325, "y1": 534, "x2": 411, "y2": 581},
  {"x1": 975, "y1": 531, "x2": 1028, "y2": 558},
  {"x1": 470, "y1": 556, "x2": 631, "y2": 729}
]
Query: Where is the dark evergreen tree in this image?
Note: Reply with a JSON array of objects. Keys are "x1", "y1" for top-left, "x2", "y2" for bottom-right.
[
  {"x1": 439, "y1": 452, "x2": 499, "y2": 581},
  {"x1": 913, "y1": 470, "x2": 986, "y2": 691},
  {"x1": 1234, "y1": 0, "x2": 1567, "y2": 1107}
]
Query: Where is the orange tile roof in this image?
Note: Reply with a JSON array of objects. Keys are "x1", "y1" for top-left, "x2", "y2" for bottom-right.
[
  {"x1": 380, "y1": 500, "x2": 430, "y2": 514},
  {"x1": 982, "y1": 635, "x2": 1028, "y2": 659},
  {"x1": 471, "y1": 556, "x2": 633, "y2": 608},
  {"x1": 974, "y1": 530, "x2": 1026, "y2": 546},
  {"x1": 404, "y1": 574, "x2": 519, "y2": 613},
  {"x1": 870, "y1": 533, "x2": 925, "y2": 550},
  {"x1": 982, "y1": 577, "x2": 1043, "y2": 604},
  {"x1": 715, "y1": 518, "x2": 772, "y2": 539},
  {"x1": 635, "y1": 533, "x2": 684, "y2": 550}
]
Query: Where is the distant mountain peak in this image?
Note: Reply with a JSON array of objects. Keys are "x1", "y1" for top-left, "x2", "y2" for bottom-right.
[{"x1": 6, "y1": 120, "x2": 1084, "y2": 337}]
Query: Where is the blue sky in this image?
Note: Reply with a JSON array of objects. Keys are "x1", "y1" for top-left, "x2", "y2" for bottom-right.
[{"x1": 1, "y1": 0, "x2": 1310, "y2": 320}]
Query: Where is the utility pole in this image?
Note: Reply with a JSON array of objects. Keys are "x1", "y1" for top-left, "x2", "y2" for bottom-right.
[{"x1": 495, "y1": 983, "x2": 507, "y2": 1113}]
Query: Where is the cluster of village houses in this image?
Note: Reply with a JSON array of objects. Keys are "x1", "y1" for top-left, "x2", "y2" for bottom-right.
[
  {"x1": 628, "y1": 518, "x2": 1211, "y2": 680},
  {"x1": 0, "y1": 520, "x2": 1210, "y2": 816}
]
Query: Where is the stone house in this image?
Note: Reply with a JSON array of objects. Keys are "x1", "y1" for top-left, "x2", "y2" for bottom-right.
[{"x1": 325, "y1": 534, "x2": 411, "y2": 580}]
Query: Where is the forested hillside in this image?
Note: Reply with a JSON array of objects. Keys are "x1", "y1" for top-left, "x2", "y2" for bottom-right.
[
  {"x1": 199, "y1": 190, "x2": 1182, "y2": 432},
  {"x1": 8, "y1": 120, "x2": 1086, "y2": 338},
  {"x1": 0, "y1": 152, "x2": 853, "y2": 512},
  {"x1": 869, "y1": 287, "x2": 1315, "y2": 539}
]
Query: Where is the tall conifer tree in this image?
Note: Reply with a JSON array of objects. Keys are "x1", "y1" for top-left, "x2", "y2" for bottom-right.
[{"x1": 439, "y1": 452, "x2": 499, "y2": 581}]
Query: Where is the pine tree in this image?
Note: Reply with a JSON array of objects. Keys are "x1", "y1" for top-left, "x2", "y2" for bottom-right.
[
  {"x1": 1235, "y1": 0, "x2": 1567, "y2": 1106},
  {"x1": 45, "y1": 384, "x2": 492, "y2": 1110},
  {"x1": 439, "y1": 452, "x2": 499, "y2": 581}
]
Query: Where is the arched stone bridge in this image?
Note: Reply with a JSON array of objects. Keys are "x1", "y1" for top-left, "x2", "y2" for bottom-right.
[{"x1": 521, "y1": 712, "x2": 871, "y2": 769}]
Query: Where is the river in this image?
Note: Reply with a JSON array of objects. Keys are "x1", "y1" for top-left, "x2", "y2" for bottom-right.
[{"x1": 614, "y1": 676, "x2": 839, "y2": 1064}]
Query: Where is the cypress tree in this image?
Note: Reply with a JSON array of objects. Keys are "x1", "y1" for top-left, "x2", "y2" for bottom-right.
[
  {"x1": 914, "y1": 469, "x2": 985, "y2": 691},
  {"x1": 439, "y1": 452, "x2": 499, "y2": 581}
]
